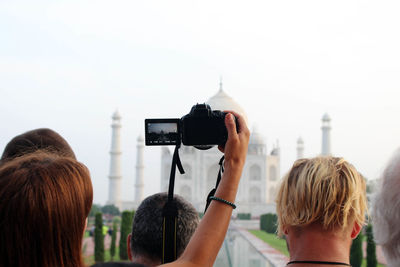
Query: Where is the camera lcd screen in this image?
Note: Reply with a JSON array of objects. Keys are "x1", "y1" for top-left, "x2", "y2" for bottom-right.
[{"x1": 145, "y1": 119, "x2": 180, "y2": 146}]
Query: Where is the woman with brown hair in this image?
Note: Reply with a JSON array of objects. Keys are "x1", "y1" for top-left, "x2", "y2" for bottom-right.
[{"x1": 0, "y1": 151, "x2": 93, "y2": 267}]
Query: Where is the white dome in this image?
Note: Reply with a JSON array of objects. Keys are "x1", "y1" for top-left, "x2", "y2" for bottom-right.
[
  {"x1": 206, "y1": 88, "x2": 248, "y2": 123},
  {"x1": 249, "y1": 125, "x2": 265, "y2": 145}
]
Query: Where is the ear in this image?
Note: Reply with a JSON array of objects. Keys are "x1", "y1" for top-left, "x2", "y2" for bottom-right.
[
  {"x1": 282, "y1": 225, "x2": 289, "y2": 235},
  {"x1": 284, "y1": 228, "x2": 289, "y2": 235},
  {"x1": 350, "y1": 222, "x2": 362, "y2": 239},
  {"x1": 127, "y1": 233, "x2": 133, "y2": 261}
]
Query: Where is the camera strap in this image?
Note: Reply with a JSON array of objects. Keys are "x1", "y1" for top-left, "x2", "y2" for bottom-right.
[
  {"x1": 162, "y1": 145, "x2": 184, "y2": 264},
  {"x1": 204, "y1": 155, "x2": 225, "y2": 213}
]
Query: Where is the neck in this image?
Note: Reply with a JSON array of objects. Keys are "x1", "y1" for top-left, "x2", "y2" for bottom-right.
[
  {"x1": 132, "y1": 254, "x2": 161, "y2": 267},
  {"x1": 286, "y1": 225, "x2": 352, "y2": 267}
]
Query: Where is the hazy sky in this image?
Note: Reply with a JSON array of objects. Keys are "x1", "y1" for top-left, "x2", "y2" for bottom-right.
[{"x1": 1, "y1": 1, "x2": 400, "y2": 205}]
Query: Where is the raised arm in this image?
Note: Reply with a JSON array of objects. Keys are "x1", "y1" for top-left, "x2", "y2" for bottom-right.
[{"x1": 162, "y1": 111, "x2": 250, "y2": 267}]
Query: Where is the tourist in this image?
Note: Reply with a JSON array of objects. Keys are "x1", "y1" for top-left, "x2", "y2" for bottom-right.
[
  {"x1": 1, "y1": 128, "x2": 76, "y2": 163},
  {"x1": 127, "y1": 193, "x2": 199, "y2": 266},
  {"x1": 0, "y1": 152, "x2": 93, "y2": 267},
  {"x1": 372, "y1": 148, "x2": 400, "y2": 267},
  {"x1": 276, "y1": 157, "x2": 367, "y2": 267}
]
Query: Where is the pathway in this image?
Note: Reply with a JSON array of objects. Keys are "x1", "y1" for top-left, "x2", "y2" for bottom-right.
[
  {"x1": 83, "y1": 233, "x2": 120, "y2": 257},
  {"x1": 233, "y1": 223, "x2": 289, "y2": 267}
]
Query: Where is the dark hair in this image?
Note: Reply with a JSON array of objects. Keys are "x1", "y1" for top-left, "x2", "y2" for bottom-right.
[
  {"x1": 92, "y1": 263, "x2": 148, "y2": 267},
  {"x1": 0, "y1": 152, "x2": 93, "y2": 267},
  {"x1": 130, "y1": 193, "x2": 199, "y2": 262},
  {"x1": 1, "y1": 128, "x2": 76, "y2": 162}
]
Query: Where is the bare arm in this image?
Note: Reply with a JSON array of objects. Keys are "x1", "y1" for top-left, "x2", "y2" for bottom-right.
[{"x1": 161, "y1": 111, "x2": 250, "y2": 267}]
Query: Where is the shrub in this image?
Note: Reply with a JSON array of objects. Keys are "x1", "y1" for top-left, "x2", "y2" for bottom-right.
[
  {"x1": 94, "y1": 212, "x2": 104, "y2": 263},
  {"x1": 260, "y1": 213, "x2": 277, "y2": 233},
  {"x1": 237, "y1": 213, "x2": 251, "y2": 220},
  {"x1": 350, "y1": 233, "x2": 363, "y2": 267},
  {"x1": 366, "y1": 224, "x2": 377, "y2": 267},
  {"x1": 119, "y1": 210, "x2": 134, "y2": 260},
  {"x1": 110, "y1": 220, "x2": 118, "y2": 261}
]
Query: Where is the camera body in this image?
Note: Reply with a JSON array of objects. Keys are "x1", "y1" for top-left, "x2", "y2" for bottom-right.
[{"x1": 145, "y1": 103, "x2": 236, "y2": 148}]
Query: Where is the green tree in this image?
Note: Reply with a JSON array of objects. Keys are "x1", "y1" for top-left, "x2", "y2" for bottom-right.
[
  {"x1": 113, "y1": 215, "x2": 121, "y2": 225},
  {"x1": 260, "y1": 213, "x2": 278, "y2": 234},
  {"x1": 101, "y1": 204, "x2": 121, "y2": 216},
  {"x1": 366, "y1": 224, "x2": 377, "y2": 267},
  {"x1": 119, "y1": 211, "x2": 134, "y2": 260},
  {"x1": 94, "y1": 212, "x2": 104, "y2": 263},
  {"x1": 89, "y1": 204, "x2": 102, "y2": 217},
  {"x1": 110, "y1": 220, "x2": 118, "y2": 261},
  {"x1": 350, "y1": 233, "x2": 363, "y2": 267}
]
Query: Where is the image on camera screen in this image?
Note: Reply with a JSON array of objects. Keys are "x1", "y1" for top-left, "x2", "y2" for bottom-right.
[{"x1": 145, "y1": 119, "x2": 180, "y2": 145}]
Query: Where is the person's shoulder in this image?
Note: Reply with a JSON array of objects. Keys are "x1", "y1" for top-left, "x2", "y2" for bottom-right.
[{"x1": 91, "y1": 262, "x2": 148, "y2": 267}]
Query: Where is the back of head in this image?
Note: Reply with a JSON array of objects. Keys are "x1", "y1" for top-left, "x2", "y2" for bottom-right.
[
  {"x1": 0, "y1": 152, "x2": 93, "y2": 267},
  {"x1": 130, "y1": 193, "x2": 199, "y2": 264},
  {"x1": 276, "y1": 156, "x2": 367, "y2": 236},
  {"x1": 1, "y1": 128, "x2": 76, "y2": 162},
  {"x1": 373, "y1": 148, "x2": 400, "y2": 266},
  {"x1": 92, "y1": 263, "x2": 148, "y2": 267}
]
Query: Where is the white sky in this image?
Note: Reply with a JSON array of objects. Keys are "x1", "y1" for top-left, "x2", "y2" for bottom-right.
[{"x1": 1, "y1": 0, "x2": 400, "y2": 205}]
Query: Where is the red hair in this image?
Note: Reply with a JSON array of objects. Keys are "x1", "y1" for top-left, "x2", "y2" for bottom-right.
[{"x1": 0, "y1": 152, "x2": 93, "y2": 267}]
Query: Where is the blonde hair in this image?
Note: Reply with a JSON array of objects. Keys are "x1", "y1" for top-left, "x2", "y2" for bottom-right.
[{"x1": 276, "y1": 156, "x2": 367, "y2": 236}]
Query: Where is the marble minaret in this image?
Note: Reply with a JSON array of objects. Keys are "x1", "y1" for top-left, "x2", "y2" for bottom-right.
[
  {"x1": 134, "y1": 135, "x2": 145, "y2": 204},
  {"x1": 296, "y1": 137, "x2": 304, "y2": 159},
  {"x1": 321, "y1": 113, "x2": 331, "y2": 156},
  {"x1": 107, "y1": 110, "x2": 122, "y2": 209}
]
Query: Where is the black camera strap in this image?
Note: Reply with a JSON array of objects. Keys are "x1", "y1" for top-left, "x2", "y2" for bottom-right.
[
  {"x1": 204, "y1": 155, "x2": 225, "y2": 213},
  {"x1": 162, "y1": 145, "x2": 184, "y2": 264}
]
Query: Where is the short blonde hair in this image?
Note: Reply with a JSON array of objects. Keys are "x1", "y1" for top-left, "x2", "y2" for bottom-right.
[{"x1": 276, "y1": 157, "x2": 367, "y2": 236}]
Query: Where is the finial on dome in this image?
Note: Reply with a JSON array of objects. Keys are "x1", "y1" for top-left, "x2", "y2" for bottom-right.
[{"x1": 219, "y1": 76, "x2": 223, "y2": 92}]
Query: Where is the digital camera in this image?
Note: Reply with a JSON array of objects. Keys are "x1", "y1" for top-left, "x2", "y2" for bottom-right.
[{"x1": 145, "y1": 103, "x2": 237, "y2": 149}]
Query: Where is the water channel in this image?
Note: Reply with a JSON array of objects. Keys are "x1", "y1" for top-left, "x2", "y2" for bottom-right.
[{"x1": 214, "y1": 229, "x2": 274, "y2": 267}]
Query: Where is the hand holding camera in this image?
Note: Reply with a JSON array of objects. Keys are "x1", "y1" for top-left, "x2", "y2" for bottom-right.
[{"x1": 218, "y1": 110, "x2": 250, "y2": 172}]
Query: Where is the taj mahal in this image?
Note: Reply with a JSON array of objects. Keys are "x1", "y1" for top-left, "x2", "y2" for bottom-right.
[{"x1": 106, "y1": 82, "x2": 332, "y2": 215}]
